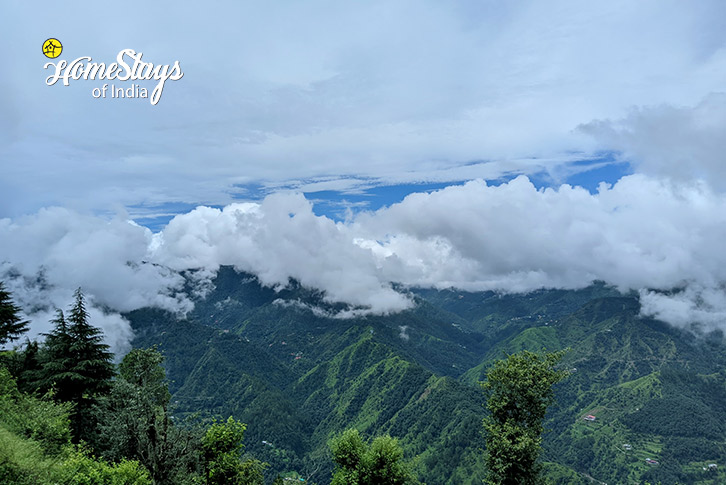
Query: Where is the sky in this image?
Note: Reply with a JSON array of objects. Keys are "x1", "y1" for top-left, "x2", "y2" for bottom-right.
[{"x1": 1, "y1": 1, "x2": 726, "y2": 351}]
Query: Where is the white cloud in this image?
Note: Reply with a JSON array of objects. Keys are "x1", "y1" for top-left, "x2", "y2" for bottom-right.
[
  {"x1": 0, "y1": 208, "x2": 192, "y2": 353},
  {"x1": 150, "y1": 195, "x2": 412, "y2": 314},
  {"x1": 640, "y1": 286, "x2": 726, "y2": 332},
  {"x1": 580, "y1": 93, "x2": 726, "y2": 189},
  {"x1": 5, "y1": 173, "x2": 726, "y2": 346},
  {"x1": 0, "y1": 208, "x2": 191, "y2": 313},
  {"x1": 353, "y1": 175, "x2": 726, "y2": 293}
]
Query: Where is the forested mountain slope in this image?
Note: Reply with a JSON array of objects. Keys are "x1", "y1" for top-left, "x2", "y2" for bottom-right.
[{"x1": 126, "y1": 267, "x2": 726, "y2": 484}]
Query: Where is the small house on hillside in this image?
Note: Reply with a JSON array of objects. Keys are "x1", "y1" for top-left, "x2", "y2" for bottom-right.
[
  {"x1": 645, "y1": 458, "x2": 659, "y2": 465},
  {"x1": 583, "y1": 414, "x2": 596, "y2": 422}
]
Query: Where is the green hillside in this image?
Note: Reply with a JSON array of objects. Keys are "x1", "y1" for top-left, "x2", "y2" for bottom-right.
[
  {"x1": 124, "y1": 268, "x2": 726, "y2": 484},
  {"x1": 128, "y1": 300, "x2": 488, "y2": 483}
]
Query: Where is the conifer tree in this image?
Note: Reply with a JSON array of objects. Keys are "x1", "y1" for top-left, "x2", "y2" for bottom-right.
[
  {"x1": 41, "y1": 289, "x2": 115, "y2": 441},
  {"x1": 0, "y1": 281, "x2": 29, "y2": 347},
  {"x1": 65, "y1": 288, "x2": 114, "y2": 399},
  {"x1": 41, "y1": 309, "x2": 76, "y2": 400},
  {"x1": 15, "y1": 338, "x2": 45, "y2": 394}
]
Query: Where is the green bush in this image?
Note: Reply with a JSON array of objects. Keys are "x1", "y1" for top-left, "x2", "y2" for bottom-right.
[
  {"x1": 54, "y1": 447, "x2": 152, "y2": 485},
  {"x1": 0, "y1": 366, "x2": 71, "y2": 453},
  {"x1": 0, "y1": 425, "x2": 58, "y2": 484}
]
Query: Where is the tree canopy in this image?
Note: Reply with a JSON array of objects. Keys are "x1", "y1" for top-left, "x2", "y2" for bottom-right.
[
  {"x1": 94, "y1": 347, "x2": 200, "y2": 484},
  {"x1": 330, "y1": 428, "x2": 417, "y2": 485},
  {"x1": 202, "y1": 416, "x2": 266, "y2": 485},
  {"x1": 40, "y1": 289, "x2": 115, "y2": 441},
  {"x1": 0, "y1": 282, "x2": 29, "y2": 347},
  {"x1": 482, "y1": 350, "x2": 567, "y2": 485}
]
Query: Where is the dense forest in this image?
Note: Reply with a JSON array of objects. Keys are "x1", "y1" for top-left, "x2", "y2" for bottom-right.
[{"x1": 3, "y1": 267, "x2": 726, "y2": 484}]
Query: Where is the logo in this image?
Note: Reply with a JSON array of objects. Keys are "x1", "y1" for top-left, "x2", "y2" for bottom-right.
[
  {"x1": 43, "y1": 41, "x2": 184, "y2": 105},
  {"x1": 42, "y1": 38, "x2": 63, "y2": 58}
]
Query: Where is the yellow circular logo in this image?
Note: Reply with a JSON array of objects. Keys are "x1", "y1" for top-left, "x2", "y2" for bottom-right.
[{"x1": 42, "y1": 38, "x2": 62, "y2": 58}]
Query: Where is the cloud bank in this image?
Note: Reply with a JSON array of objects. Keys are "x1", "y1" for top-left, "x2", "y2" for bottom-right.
[
  {"x1": 4, "y1": 173, "x2": 726, "y2": 352},
  {"x1": 0, "y1": 208, "x2": 191, "y2": 353}
]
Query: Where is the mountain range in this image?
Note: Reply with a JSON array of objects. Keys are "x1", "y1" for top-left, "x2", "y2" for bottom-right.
[{"x1": 125, "y1": 266, "x2": 726, "y2": 484}]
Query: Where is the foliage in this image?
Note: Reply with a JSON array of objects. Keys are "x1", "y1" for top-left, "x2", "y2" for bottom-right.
[
  {"x1": 39, "y1": 309, "x2": 75, "y2": 396},
  {"x1": 0, "y1": 428, "x2": 152, "y2": 485},
  {"x1": 330, "y1": 428, "x2": 417, "y2": 485},
  {"x1": 202, "y1": 416, "x2": 266, "y2": 484},
  {"x1": 40, "y1": 289, "x2": 115, "y2": 442},
  {"x1": 237, "y1": 458, "x2": 267, "y2": 485},
  {"x1": 65, "y1": 288, "x2": 115, "y2": 398},
  {"x1": 129, "y1": 295, "x2": 489, "y2": 483},
  {"x1": 10, "y1": 339, "x2": 44, "y2": 394},
  {"x1": 125, "y1": 271, "x2": 726, "y2": 484},
  {"x1": 482, "y1": 350, "x2": 567, "y2": 485},
  {"x1": 7, "y1": 269, "x2": 726, "y2": 484},
  {"x1": 0, "y1": 366, "x2": 72, "y2": 454},
  {"x1": 94, "y1": 347, "x2": 200, "y2": 484},
  {"x1": 53, "y1": 446, "x2": 152, "y2": 485},
  {"x1": 0, "y1": 424, "x2": 58, "y2": 484},
  {"x1": 330, "y1": 429, "x2": 366, "y2": 484},
  {"x1": 118, "y1": 346, "x2": 171, "y2": 406},
  {"x1": 0, "y1": 281, "x2": 29, "y2": 347},
  {"x1": 0, "y1": 365, "x2": 151, "y2": 485}
]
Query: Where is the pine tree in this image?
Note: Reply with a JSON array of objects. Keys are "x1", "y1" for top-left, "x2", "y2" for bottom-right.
[
  {"x1": 15, "y1": 338, "x2": 45, "y2": 394},
  {"x1": 41, "y1": 309, "x2": 76, "y2": 401},
  {"x1": 41, "y1": 289, "x2": 115, "y2": 441},
  {"x1": 65, "y1": 288, "x2": 114, "y2": 399},
  {"x1": 0, "y1": 281, "x2": 29, "y2": 347}
]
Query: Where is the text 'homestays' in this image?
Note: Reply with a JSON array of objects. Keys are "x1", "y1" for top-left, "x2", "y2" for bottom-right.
[{"x1": 44, "y1": 49, "x2": 184, "y2": 105}]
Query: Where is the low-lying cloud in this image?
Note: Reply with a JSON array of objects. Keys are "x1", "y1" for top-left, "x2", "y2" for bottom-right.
[
  {"x1": 3, "y1": 173, "x2": 726, "y2": 353},
  {"x1": 0, "y1": 208, "x2": 191, "y2": 353}
]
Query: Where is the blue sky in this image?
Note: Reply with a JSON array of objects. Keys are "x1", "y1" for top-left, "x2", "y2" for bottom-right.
[
  {"x1": 129, "y1": 152, "x2": 632, "y2": 230},
  {"x1": 241, "y1": 153, "x2": 633, "y2": 225}
]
